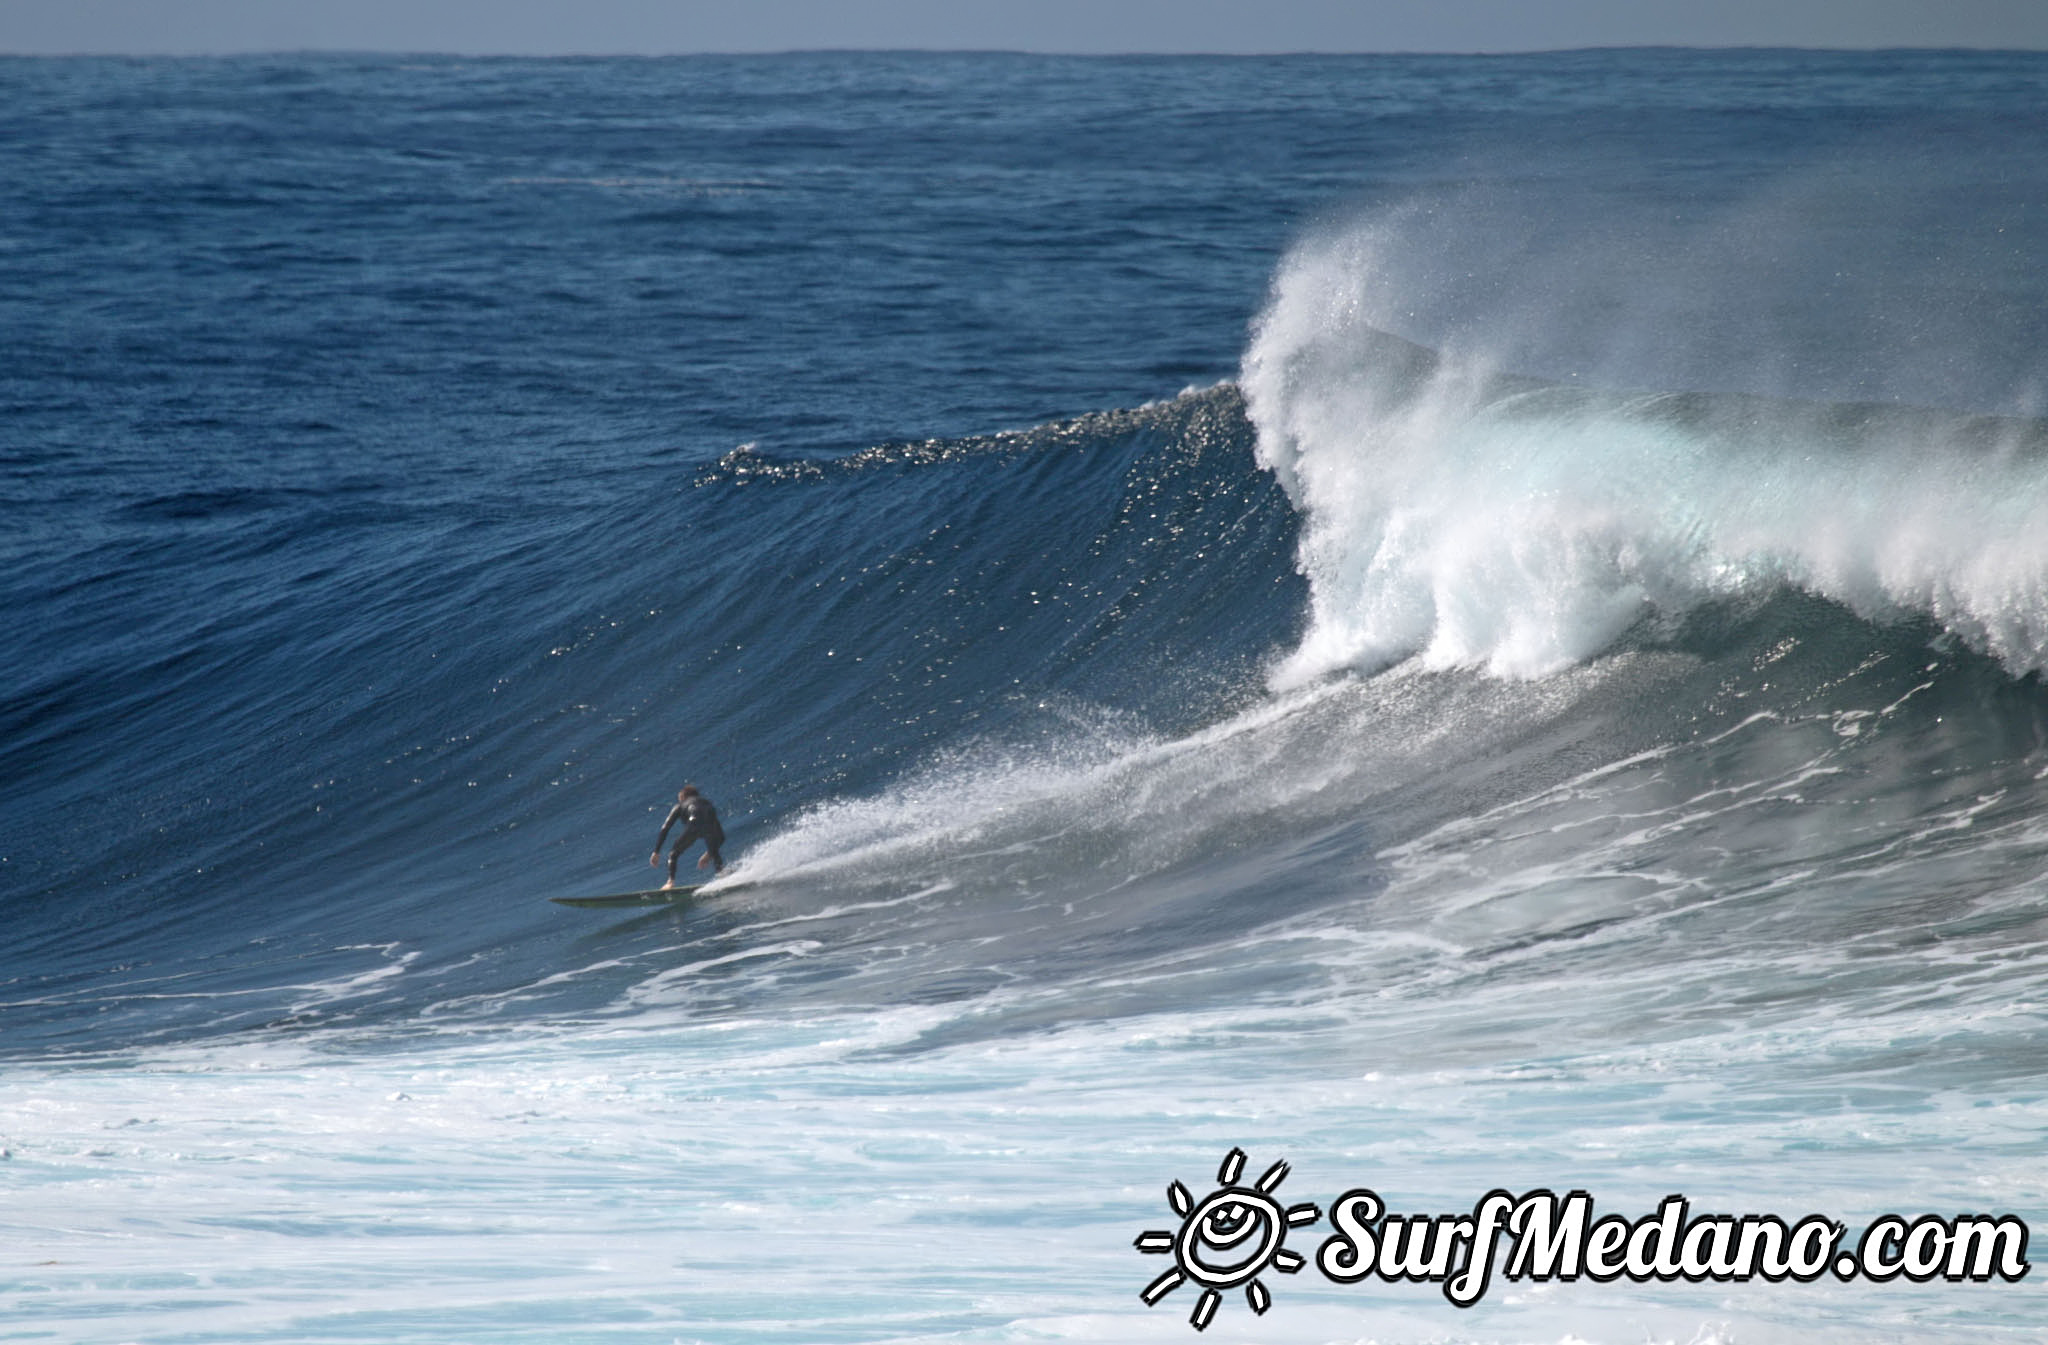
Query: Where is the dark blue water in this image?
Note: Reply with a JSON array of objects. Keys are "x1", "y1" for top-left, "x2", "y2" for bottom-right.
[{"x1": 5, "y1": 51, "x2": 2048, "y2": 1344}]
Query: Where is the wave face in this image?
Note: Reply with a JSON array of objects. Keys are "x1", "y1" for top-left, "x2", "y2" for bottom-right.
[
  {"x1": 0, "y1": 386, "x2": 1306, "y2": 1048},
  {"x1": 6, "y1": 49, "x2": 2048, "y2": 1345}
]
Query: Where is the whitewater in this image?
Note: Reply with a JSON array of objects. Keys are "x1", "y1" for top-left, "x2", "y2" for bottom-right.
[{"x1": 4, "y1": 49, "x2": 2047, "y2": 1344}]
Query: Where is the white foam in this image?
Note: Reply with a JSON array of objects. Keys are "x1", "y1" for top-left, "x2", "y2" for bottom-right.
[
  {"x1": 5, "y1": 975, "x2": 2037, "y2": 1343},
  {"x1": 719, "y1": 667, "x2": 1625, "y2": 901},
  {"x1": 1242, "y1": 222, "x2": 2048, "y2": 683}
]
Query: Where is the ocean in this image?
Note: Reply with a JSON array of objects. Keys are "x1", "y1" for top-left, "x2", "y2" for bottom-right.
[{"x1": 3, "y1": 48, "x2": 2046, "y2": 1343}]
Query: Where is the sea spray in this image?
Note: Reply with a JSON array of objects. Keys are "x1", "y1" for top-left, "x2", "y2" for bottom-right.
[{"x1": 1242, "y1": 222, "x2": 2048, "y2": 684}]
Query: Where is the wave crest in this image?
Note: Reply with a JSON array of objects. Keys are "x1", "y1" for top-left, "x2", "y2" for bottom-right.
[{"x1": 1242, "y1": 225, "x2": 2048, "y2": 684}]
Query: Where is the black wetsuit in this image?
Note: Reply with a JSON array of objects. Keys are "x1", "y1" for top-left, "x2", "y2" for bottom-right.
[{"x1": 657, "y1": 795, "x2": 725, "y2": 875}]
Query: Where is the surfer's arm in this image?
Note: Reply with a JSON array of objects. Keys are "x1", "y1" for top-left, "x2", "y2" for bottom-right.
[{"x1": 650, "y1": 804, "x2": 683, "y2": 856}]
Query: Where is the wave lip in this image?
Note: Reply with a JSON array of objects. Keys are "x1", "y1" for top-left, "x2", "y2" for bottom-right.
[{"x1": 1242, "y1": 226, "x2": 2048, "y2": 686}]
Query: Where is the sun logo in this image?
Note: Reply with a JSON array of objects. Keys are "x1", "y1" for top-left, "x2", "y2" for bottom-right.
[{"x1": 1133, "y1": 1147, "x2": 1321, "y2": 1330}]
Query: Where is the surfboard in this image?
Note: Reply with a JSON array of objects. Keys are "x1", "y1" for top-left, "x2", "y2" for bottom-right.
[
  {"x1": 551, "y1": 886, "x2": 701, "y2": 907},
  {"x1": 550, "y1": 880, "x2": 750, "y2": 908}
]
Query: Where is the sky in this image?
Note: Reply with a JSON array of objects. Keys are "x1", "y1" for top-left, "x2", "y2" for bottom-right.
[{"x1": 3, "y1": 0, "x2": 2048, "y2": 56}]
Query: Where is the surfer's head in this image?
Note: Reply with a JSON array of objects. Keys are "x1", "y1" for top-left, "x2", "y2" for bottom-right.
[{"x1": 679, "y1": 785, "x2": 699, "y2": 800}]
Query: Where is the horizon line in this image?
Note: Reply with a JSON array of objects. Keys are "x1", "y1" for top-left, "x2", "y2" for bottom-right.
[{"x1": 6, "y1": 43, "x2": 2046, "y2": 59}]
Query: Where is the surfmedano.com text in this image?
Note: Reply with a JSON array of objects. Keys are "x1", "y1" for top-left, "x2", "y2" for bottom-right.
[{"x1": 1317, "y1": 1189, "x2": 2031, "y2": 1307}]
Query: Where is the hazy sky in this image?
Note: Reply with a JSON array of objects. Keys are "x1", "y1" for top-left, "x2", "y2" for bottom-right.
[{"x1": 5, "y1": 0, "x2": 2048, "y2": 56}]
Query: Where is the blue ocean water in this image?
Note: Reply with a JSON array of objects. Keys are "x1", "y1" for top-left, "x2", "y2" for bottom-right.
[{"x1": 4, "y1": 49, "x2": 2048, "y2": 1342}]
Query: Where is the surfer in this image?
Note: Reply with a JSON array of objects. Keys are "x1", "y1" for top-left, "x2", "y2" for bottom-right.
[{"x1": 650, "y1": 784, "x2": 726, "y2": 886}]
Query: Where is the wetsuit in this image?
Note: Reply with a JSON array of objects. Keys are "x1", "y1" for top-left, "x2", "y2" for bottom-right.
[{"x1": 657, "y1": 795, "x2": 725, "y2": 876}]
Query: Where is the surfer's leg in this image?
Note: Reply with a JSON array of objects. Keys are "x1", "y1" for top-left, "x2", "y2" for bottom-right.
[
  {"x1": 703, "y1": 835, "x2": 724, "y2": 872},
  {"x1": 668, "y1": 824, "x2": 705, "y2": 883}
]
